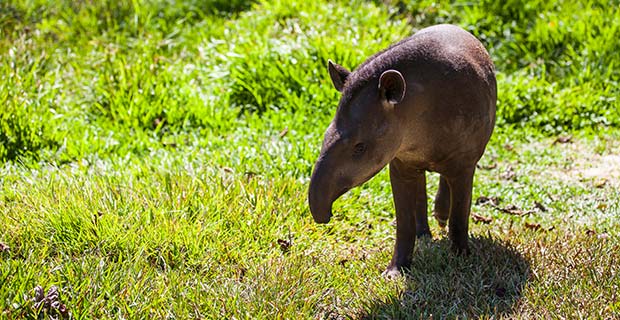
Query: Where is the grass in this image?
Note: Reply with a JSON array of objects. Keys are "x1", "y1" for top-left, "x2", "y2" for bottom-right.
[{"x1": 1, "y1": 0, "x2": 619, "y2": 318}]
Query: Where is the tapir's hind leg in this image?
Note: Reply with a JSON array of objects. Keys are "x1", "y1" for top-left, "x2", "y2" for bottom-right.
[
  {"x1": 433, "y1": 175, "x2": 451, "y2": 228},
  {"x1": 446, "y1": 168, "x2": 475, "y2": 255},
  {"x1": 384, "y1": 161, "x2": 429, "y2": 276}
]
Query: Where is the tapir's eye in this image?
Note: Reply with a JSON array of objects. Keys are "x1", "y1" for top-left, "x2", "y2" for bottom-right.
[{"x1": 353, "y1": 142, "x2": 367, "y2": 157}]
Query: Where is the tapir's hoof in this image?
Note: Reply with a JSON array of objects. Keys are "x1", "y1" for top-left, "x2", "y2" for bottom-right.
[
  {"x1": 416, "y1": 229, "x2": 432, "y2": 239},
  {"x1": 451, "y1": 243, "x2": 470, "y2": 256},
  {"x1": 382, "y1": 266, "x2": 404, "y2": 279},
  {"x1": 433, "y1": 213, "x2": 448, "y2": 228}
]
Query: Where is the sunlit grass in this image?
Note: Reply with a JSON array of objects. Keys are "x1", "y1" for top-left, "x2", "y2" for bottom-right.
[{"x1": 2, "y1": 131, "x2": 619, "y2": 318}]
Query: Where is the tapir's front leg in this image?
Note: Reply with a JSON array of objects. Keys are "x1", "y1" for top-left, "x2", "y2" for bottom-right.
[
  {"x1": 384, "y1": 160, "x2": 429, "y2": 276},
  {"x1": 446, "y1": 167, "x2": 475, "y2": 254}
]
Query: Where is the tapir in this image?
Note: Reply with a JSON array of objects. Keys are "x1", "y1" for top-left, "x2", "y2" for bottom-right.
[{"x1": 308, "y1": 24, "x2": 496, "y2": 276}]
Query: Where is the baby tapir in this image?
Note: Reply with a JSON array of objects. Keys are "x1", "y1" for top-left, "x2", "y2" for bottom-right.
[{"x1": 308, "y1": 24, "x2": 496, "y2": 276}]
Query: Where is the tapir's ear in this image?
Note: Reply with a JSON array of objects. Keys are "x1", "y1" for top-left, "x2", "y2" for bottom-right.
[
  {"x1": 328, "y1": 60, "x2": 350, "y2": 92},
  {"x1": 379, "y1": 69, "x2": 406, "y2": 105}
]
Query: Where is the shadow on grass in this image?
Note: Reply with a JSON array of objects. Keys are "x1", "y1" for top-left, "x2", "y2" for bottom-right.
[{"x1": 361, "y1": 234, "x2": 530, "y2": 319}]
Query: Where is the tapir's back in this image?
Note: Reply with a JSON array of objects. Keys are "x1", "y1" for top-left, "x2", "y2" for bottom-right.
[
  {"x1": 353, "y1": 24, "x2": 497, "y2": 173},
  {"x1": 411, "y1": 25, "x2": 495, "y2": 86},
  {"x1": 349, "y1": 24, "x2": 495, "y2": 115},
  {"x1": 406, "y1": 24, "x2": 496, "y2": 130}
]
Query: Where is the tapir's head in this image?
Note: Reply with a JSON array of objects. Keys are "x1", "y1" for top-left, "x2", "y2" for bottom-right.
[{"x1": 308, "y1": 60, "x2": 407, "y2": 223}]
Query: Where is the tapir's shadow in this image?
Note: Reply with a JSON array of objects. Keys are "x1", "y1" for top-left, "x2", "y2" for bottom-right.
[{"x1": 361, "y1": 235, "x2": 530, "y2": 319}]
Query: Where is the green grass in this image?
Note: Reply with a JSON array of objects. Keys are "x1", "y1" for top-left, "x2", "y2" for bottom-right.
[{"x1": 1, "y1": 0, "x2": 619, "y2": 318}]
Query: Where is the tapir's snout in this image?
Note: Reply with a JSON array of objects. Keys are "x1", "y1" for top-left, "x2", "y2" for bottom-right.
[
  {"x1": 308, "y1": 189, "x2": 332, "y2": 224},
  {"x1": 308, "y1": 158, "x2": 334, "y2": 224},
  {"x1": 309, "y1": 150, "x2": 359, "y2": 224}
]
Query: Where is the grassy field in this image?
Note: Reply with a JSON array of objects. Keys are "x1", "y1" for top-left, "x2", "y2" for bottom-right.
[{"x1": 1, "y1": 0, "x2": 619, "y2": 318}]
